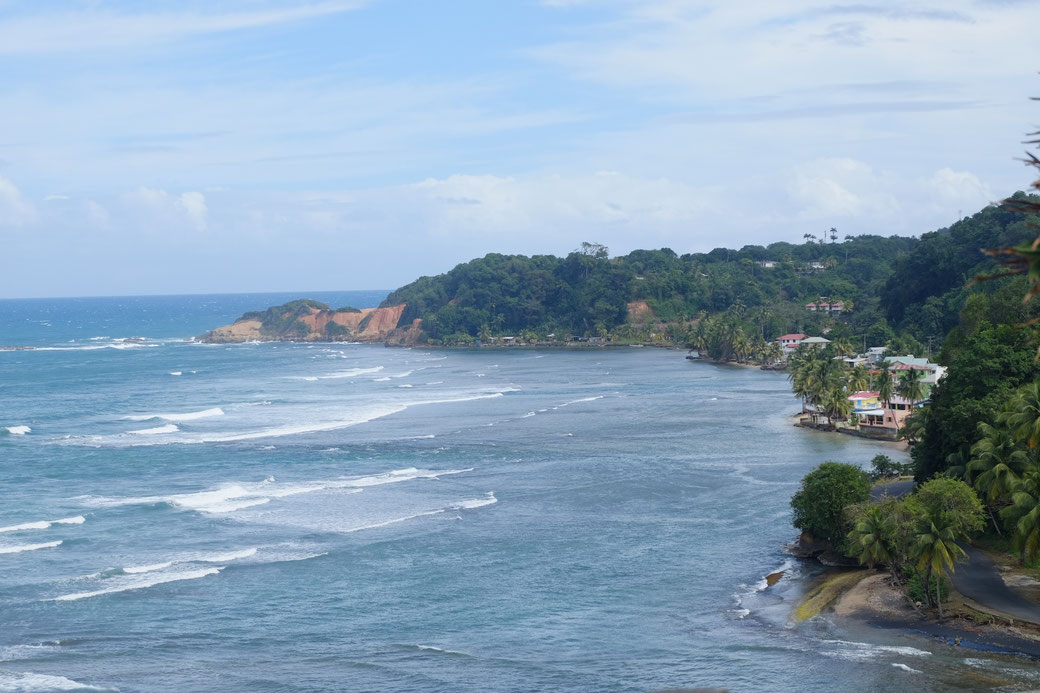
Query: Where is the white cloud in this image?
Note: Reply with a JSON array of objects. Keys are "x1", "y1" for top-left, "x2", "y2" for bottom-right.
[
  {"x1": 177, "y1": 191, "x2": 208, "y2": 231},
  {"x1": 84, "y1": 200, "x2": 111, "y2": 229},
  {"x1": 0, "y1": 175, "x2": 35, "y2": 227},
  {"x1": 0, "y1": 2, "x2": 367, "y2": 55},
  {"x1": 124, "y1": 186, "x2": 208, "y2": 231}
]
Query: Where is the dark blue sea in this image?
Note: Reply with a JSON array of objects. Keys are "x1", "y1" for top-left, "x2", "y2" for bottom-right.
[{"x1": 0, "y1": 293, "x2": 1035, "y2": 692}]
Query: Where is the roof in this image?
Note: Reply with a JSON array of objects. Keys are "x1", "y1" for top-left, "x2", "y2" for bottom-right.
[
  {"x1": 800, "y1": 336, "x2": 831, "y2": 344},
  {"x1": 890, "y1": 362, "x2": 931, "y2": 371},
  {"x1": 777, "y1": 333, "x2": 806, "y2": 341},
  {"x1": 888, "y1": 355, "x2": 935, "y2": 368},
  {"x1": 849, "y1": 391, "x2": 880, "y2": 399}
]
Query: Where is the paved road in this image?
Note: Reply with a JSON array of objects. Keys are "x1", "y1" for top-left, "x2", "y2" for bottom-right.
[
  {"x1": 869, "y1": 479, "x2": 913, "y2": 501},
  {"x1": 952, "y1": 546, "x2": 1040, "y2": 625}
]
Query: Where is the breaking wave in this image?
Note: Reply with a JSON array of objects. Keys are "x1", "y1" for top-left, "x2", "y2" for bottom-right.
[
  {"x1": 123, "y1": 408, "x2": 224, "y2": 422},
  {"x1": 0, "y1": 516, "x2": 84, "y2": 534},
  {"x1": 0, "y1": 540, "x2": 62, "y2": 555}
]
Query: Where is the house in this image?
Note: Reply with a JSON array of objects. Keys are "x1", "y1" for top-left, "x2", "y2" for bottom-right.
[
  {"x1": 866, "y1": 346, "x2": 887, "y2": 364},
  {"x1": 799, "y1": 336, "x2": 831, "y2": 348},
  {"x1": 756, "y1": 260, "x2": 777, "y2": 269},
  {"x1": 806, "y1": 300, "x2": 846, "y2": 314},
  {"x1": 777, "y1": 333, "x2": 806, "y2": 354}
]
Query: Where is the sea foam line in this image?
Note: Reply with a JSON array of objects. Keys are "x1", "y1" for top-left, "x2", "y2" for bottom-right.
[
  {"x1": 2, "y1": 426, "x2": 31, "y2": 436},
  {"x1": 0, "y1": 670, "x2": 116, "y2": 691},
  {"x1": 0, "y1": 540, "x2": 62, "y2": 555},
  {"x1": 50, "y1": 566, "x2": 222, "y2": 601},
  {"x1": 83, "y1": 468, "x2": 472, "y2": 514},
  {"x1": 128, "y1": 423, "x2": 179, "y2": 435},
  {"x1": 0, "y1": 516, "x2": 84, "y2": 534},
  {"x1": 123, "y1": 407, "x2": 224, "y2": 422}
]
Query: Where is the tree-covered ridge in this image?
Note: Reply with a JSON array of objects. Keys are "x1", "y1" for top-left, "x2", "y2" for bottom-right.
[
  {"x1": 881, "y1": 194, "x2": 1038, "y2": 339},
  {"x1": 381, "y1": 235, "x2": 919, "y2": 344},
  {"x1": 240, "y1": 299, "x2": 333, "y2": 338}
]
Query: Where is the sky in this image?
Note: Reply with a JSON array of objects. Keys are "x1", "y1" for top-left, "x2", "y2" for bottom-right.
[{"x1": 0, "y1": 0, "x2": 1038, "y2": 298}]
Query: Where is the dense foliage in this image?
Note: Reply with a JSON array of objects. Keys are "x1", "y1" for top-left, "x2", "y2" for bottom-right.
[
  {"x1": 880, "y1": 197, "x2": 1038, "y2": 341},
  {"x1": 912, "y1": 321, "x2": 1040, "y2": 481},
  {"x1": 240, "y1": 299, "x2": 331, "y2": 338},
  {"x1": 790, "y1": 462, "x2": 871, "y2": 546},
  {"x1": 380, "y1": 237, "x2": 919, "y2": 344}
]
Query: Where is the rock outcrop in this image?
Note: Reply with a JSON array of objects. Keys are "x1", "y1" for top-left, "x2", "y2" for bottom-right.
[{"x1": 196, "y1": 300, "x2": 413, "y2": 344}]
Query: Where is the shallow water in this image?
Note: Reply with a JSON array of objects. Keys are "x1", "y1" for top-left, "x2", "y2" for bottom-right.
[{"x1": 0, "y1": 294, "x2": 1035, "y2": 692}]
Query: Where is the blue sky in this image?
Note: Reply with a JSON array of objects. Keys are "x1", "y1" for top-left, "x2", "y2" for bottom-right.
[{"x1": 0, "y1": 0, "x2": 1037, "y2": 297}]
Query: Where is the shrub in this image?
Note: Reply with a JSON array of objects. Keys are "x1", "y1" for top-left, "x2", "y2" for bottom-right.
[{"x1": 791, "y1": 461, "x2": 871, "y2": 547}]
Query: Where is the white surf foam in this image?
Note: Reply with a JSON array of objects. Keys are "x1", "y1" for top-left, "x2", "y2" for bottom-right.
[
  {"x1": 128, "y1": 423, "x2": 179, "y2": 435},
  {"x1": 191, "y1": 548, "x2": 258, "y2": 563},
  {"x1": 0, "y1": 540, "x2": 62, "y2": 555},
  {"x1": 308, "y1": 366, "x2": 385, "y2": 380},
  {"x1": 398, "y1": 384, "x2": 413, "y2": 388},
  {"x1": 50, "y1": 566, "x2": 222, "y2": 601},
  {"x1": 0, "y1": 516, "x2": 83, "y2": 534},
  {"x1": 86, "y1": 469, "x2": 469, "y2": 515},
  {"x1": 0, "y1": 671, "x2": 115, "y2": 691},
  {"x1": 3, "y1": 426, "x2": 31, "y2": 436},
  {"x1": 416, "y1": 644, "x2": 468, "y2": 655},
  {"x1": 820, "y1": 639, "x2": 932, "y2": 661},
  {"x1": 891, "y1": 663, "x2": 922, "y2": 674},
  {"x1": 453, "y1": 493, "x2": 497, "y2": 510},
  {"x1": 123, "y1": 561, "x2": 174, "y2": 574},
  {"x1": 75, "y1": 391, "x2": 516, "y2": 446},
  {"x1": 341, "y1": 509, "x2": 446, "y2": 532},
  {"x1": 559, "y1": 395, "x2": 605, "y2": 407},
  {"x1": 123, "y1": 408, "x2": 224, "y2": 422},
  {"x1": 373, "y1": 377, "x2": 391, "y2": 382},
  {"x1": 169, "y1": 371, "x2": 182, "y2": 376}
]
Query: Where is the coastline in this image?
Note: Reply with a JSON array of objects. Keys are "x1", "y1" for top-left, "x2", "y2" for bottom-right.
[{"x1": 798, "y1": 569, "x2": 1040, "y2": 658}]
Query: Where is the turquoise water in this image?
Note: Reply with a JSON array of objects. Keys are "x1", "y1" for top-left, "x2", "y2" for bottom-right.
[{"x1": 1, "y1": 294, "x2": 1037, "y2": 692}]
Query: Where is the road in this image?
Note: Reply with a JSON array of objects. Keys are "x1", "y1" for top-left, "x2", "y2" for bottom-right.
[
  {"x1": 869, "y1": 479, "x2": 913, "y2": 501},
  {"x1": 951, "y1": 546, "x2": 1040, "y2": 625}
]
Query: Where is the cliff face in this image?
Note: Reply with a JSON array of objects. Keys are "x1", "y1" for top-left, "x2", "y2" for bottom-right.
[{"x1": 197, "y1": 302, "x2": 412, "y2": 344}]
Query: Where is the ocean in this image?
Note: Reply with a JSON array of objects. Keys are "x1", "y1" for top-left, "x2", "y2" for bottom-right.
[{"x1": 1, "y1": 293, "x2": 1037, "y2": 692}]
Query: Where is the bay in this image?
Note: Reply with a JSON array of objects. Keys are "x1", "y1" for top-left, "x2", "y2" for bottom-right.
[{"x1": 0, "y1": 294, "x2": 1035, "y2": 692}]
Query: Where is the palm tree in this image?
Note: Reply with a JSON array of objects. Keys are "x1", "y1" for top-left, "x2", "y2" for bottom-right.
[
  {"x1": 968, "y1": 422, "x2": 1027, "y2": 503},
  {"x1": 823, "y1": 386, "x2": 852, "y2": 426},
  {"x1": 848, "y1": 364, "x2": 870, "y2": 393},
  {"x1": 875, "y1": 366, "x2": 894, "y2": 411},
  {"x1": 764, "y1": 341, "x2": 784, "y2": 367},
  {"x1": 1001, "y1": 467, "x2": 1040, "y2": 565},
  {"x1": 1004, "y1": 382, "x2": 1040, "y2": 449},
  {"x1": 900, "y1": 408, "x2": 928, "y2": 446},
  {"x1": 831, "y1": 337, "x2": 854, "y2": 359},
  {"x1": 847, "y1": 506, "x2": 896, "y2": 573},
  {"x1": 897, "y1": 369, "x2": 926, "y2": 411},
  {"x1": 913, "y1": 511, "x2": 969, "y2": 618}
]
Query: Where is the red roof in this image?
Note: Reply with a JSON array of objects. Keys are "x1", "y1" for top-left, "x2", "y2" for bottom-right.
[
  {"x1": 849, "y1": 391, "x2": 880, "y2": 399},
  {"x1": 777, "y1": 333, "x2": 807, "y2": 341},
  {"x1": 889, "y1": 363, "x2": 930, "y2": 371}
]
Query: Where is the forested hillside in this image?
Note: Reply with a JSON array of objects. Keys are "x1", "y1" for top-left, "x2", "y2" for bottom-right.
[
  {"x1": 383, "y1": 236, "x2": 917, "y2": 345},
  {"x1": 382, "y1": 195, "x2": 1038, "y2": 350}
]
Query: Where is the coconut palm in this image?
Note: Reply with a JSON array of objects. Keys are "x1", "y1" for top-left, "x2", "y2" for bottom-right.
[
  {"x1": 822, "y1": 386, "x2": 852, "y2": 425},
  {"x1": 847, "y1": 505, "x2": 897, "y2": 572},
  {"x1": 912, "y1": 511, "x2": 969, "y2": 617},
  {"x1": 897, "y1": 369, "x2": 926, "y2": 410},
  {"x1": 1003, "y1": 382, "x2": 1040, "y2": 449},
  {"x1": 1001, "y1": 467, "x2": 1040, "y2": 565},
  {"x1": 968, "y1": 421, "x2": 1028, "y2": 503},
  {"x1": 831, "y1": 337, "x2": 854, "y2": 359},
  {"x1": 848, "y1": 364, "x2": 870, "y2": 393},
  {"x1": 875, "y1": 366, "x2": 894, "y2": 411}
]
